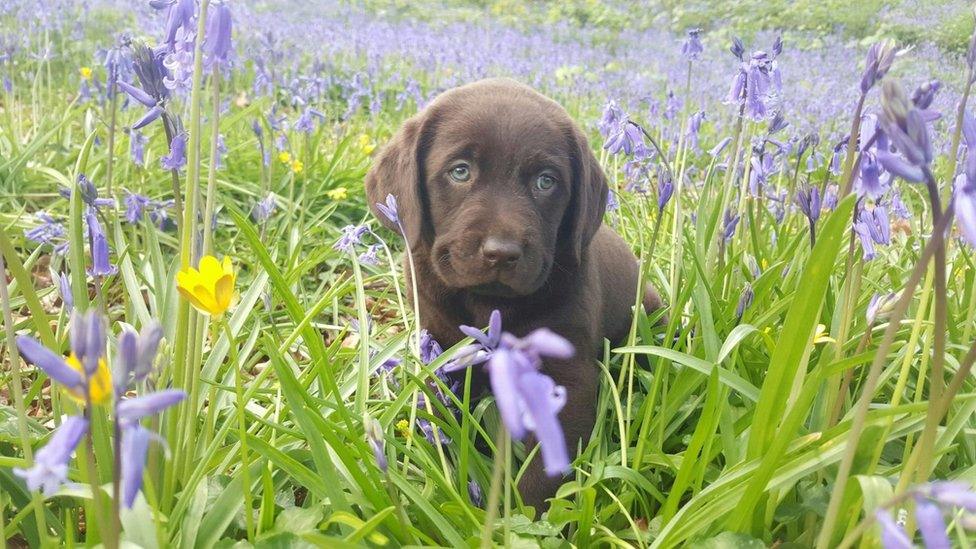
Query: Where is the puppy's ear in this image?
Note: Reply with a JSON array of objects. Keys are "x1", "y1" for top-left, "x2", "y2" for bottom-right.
[
  {"x1": 365, "y1": 114, "x2": 428, "y2": 246},
  {"x1": 566, "y1": 125, "x2": 609, "y2": 264}
]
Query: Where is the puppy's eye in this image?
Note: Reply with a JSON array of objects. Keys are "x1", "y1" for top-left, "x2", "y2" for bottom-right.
[
  {"x1": 449, "y1": 164, "x2": 471, "y2": 182},
  {"x1": 535, "y1": 173, "x2": 557, "y2": 191}
]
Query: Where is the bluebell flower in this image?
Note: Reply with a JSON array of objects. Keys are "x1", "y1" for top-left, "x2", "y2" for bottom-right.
[
  {"x1": 604, "y1": 120, "x2": 644, "y2": 156},
  {"x1": 681, "y1": 28, "x2": 704, "y2": 61},
  {"x1": 25, "y1": 212, "x2": 69, "y2": 254},
  {"x1": 875, "y1": 509, "x2": 911, "y2": 549},
  {"x1": 334, "y1": 224, "x2": 369, "y2": 253},
  {"x1": 124, "y1": 192, "x2": 151, "y2": 223},
  {"x1": 860, "y1": 40, "x2": 897, "y2": 94},
  {"x1": 365, "y1": 418, "x2": 387, "y2": 472},
  {"x1": 204, "y1": 0, "x2": 233, "y2": 70},
  {"x1": 251, "y1": 194, "x2": 277, "y2": 222},
  {"x1": 86, "y1": 213, "x2": 118, "y2": 277},
  {"x1": 161, "y1": 132, "x2": 187, "y2": 171},
  {"x1": 722, "y1": 210, "x2": 740, "y2": 241},
  {"x1": 736, "y1": 284, "x2": 754, "y2": 320},
  {"x1": 468, "y1": 480, "x2": 484, "y2": 507},
  {"x1": 446, "y1": 311, "x2": 574, "y2": 476},
  {"x1": 129, "y1": 130, "x2": 148, "y2": 166},
  {"x1": 120, "y1": 425, "x2": 152, "y2": 508},
  {"x1": 857, "y1": 151, "x2": 890, "y2": 199},
  {"x1": 796, "y1": 186, "x2": 822, "y2": 225},
  {"x1": 375, "y1": 194, "x2": 400, "y2": 227},
  {"x1": 358, "y1": 244, "x2": 383, "y2": 266},
  {"x1": 13, "y1": 416, "x2": 89, "y2": 495}
]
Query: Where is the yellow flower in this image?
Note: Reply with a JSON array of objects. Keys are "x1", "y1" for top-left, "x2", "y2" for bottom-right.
[
  {"x1": 396, "y1": 419, "x2": 410, "y2": 439},
  {"x1": 278, "y1": 151, "x2": 292, "y2": 164},
  {"x1": 79, "y1": 67, "x2": 93, "y2": 80},
  {"x1": 813, "y1": 324, "x2": 835, "y2": 344},
  {"x1": 358, "y1": 134, "x2": 375, "y2": 155},
  {"x1": 65, "y1": 353, "x2": 112, "y2": 405},
  {"x1": 176, "y1": 255, "x2": 236, "y2": 317},
  {"x1": 326, "y1": 187, "x2": 348, "y2": 201},
  {"x1": 291, "y1": 159, "x2": 303, "y2": 173}
]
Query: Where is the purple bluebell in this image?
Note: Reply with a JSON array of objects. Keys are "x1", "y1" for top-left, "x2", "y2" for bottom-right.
[
  {"x1": 161, "y1": 132, "x2": 187, "y2": 171},
  {"x1": 117, "y1": 389, "x2": 186, "y2": 423},
  {"x1": 468, "y1": 480, "x2": 484, "y2": 507},
  {"x1": 251, "y1": 194, "x2": 277, "y2": 222},
  {"x1": 419, "y1": 330, "x2": 443, "y2": 364},
  {"x1": 710, "y1": 136, "x2": 732, "y2": 157},
  {"x1": 25, "y1": 212, "x2": 68, "y2": 254},
  {"x1": 447, "y1": 311, "x2": 574, "y2": 476},
  {"x1": 875, "y1": 509, "x2": 911, "y2": 549},
  {"x1": 365, "y1": 418, "x2": 387, "y2": 472},
  {"x1": 87, "y1": 213, "x2": 118, "y2": 277},
  {"x1": 854, "y1": 219, "x2": 877, "y2": 261},
  {"x1": 912, "y1": 79, "x2": 941, "y2": 110},
  {"x1": 204, "y1": 1, "x2": 233, "y2": 69},
  {"x1": 334, "y1": 224, "x2": 369, "y2": 253},
  {"x1": 657, "y1": 169, "x2": 674, "y2": 211},
  {"x1": 722, "y1": 210, "x2": 740, "y2": 241},
  {"x1": 928, "y1": 481, "x2": 976, "y2": 510},
  {"x1": 857, "y1": 152, "x2": 890, "y2": 199},
  {"x1": 914, "y1": 498, "x2": 950, "y2": 549},
  {"x1": 866, "y1": 293, "x2": 897, "y2": 325},
  {"x1": 13, "y1": 416, "x2": 89, "y2": 495},
  {"x1": 70, "y1": 309, "x2": 106, "y2": 376},
  {"x1": 375, "y1": 194, "x2": 400, "y2": 226},
  {"x1": 736, "y1": 284, "x2": 754, "y2": 320},
  {"x1": 796, "y1": 186, "x2": 822, "y2": 224},
  {"x1": 16, "y1": 335, "x2": 83, "y2": 388},
  {"x1": 681, "y1": 28, "x2": 703, "y2": 61},
  {"x1": 606, "y1": 190, "x2": 619, "y2": 213},
  {"x1": 124, "y1": 192, "x2": 151, "y2": 223},
  {"x1": 730, "y1": 37, "x2": 745, "y2": 60},
  {"x1": 860, "y1": 40, "x2": 897, "y2": 94},
  {"x1": 150, "y1": 0, "x2": 195, "y2": 49},
  {"x1": 955, "y1": 111, "x2": 976, "y2": 247},
  {"x1": 57, "y1": 271, "x2": 73, "y2": 312},
  {"x1": 880, "y1": 79, "x2": 932, "y2": 170},
  {"x1": 829, "y1": 137, "x2": 848, "y2": 175},
  {"x1": 604, "y1": 121, "x2": 644, "y2": 156},
  {"x1": 120, "y1": 425, "x2": 151, "y2": 508},
  {"x1": 686, "y1": 110, "x2": 705, "y2": 152},
  {"x1": 115, "y1": 322, "x2": 163, "y2": 393},
  {"x1": 68, "y1": 174, "x2": 115, "y2": 212},
  {"x1": 956, "y1": 179, "x2": 976, "y2": 248},
  {"x1": 129, "y1": 130, "x2": 148, "y2": 166},
  {"x1": 598, "y1": 99, "x2": 624, "y2": 138},
  {"x1": 358, "y1": 244, "x2": 383, "y2": 266}
]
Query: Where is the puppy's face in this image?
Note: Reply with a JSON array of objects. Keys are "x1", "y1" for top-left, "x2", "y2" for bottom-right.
[
  {"x1": 422, "y1": 104, "x2": 573, "y2": 296},
  {"x1": 366, "y1": 79, "x2": 608, "y2": 298}
]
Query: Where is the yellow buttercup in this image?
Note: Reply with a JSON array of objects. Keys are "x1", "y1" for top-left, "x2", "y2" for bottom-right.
[
  {"x1": 176, "y1": 255, "x2": 236, "y2": 317},
  {"x1": 79, "y1": 67, "x2": 93, "y2": 80},
  {"x1": 65, "y1": 354, "x2": 112, "y2": 405}
]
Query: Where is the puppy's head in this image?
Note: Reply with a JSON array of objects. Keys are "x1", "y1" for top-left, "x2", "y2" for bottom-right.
[{"x1": 366, "y1": 78, "x2": 607, "y2": 297}]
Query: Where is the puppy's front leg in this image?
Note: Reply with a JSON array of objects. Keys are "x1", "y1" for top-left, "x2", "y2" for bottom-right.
[{"x1": 517, "y1": 353, "x2": 599, "y2": 512}]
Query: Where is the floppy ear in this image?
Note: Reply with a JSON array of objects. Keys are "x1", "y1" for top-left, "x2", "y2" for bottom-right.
[
  {"x1": 365, "y1": 114, "x2": 428, "y2": 246},
  {"x1": 565, "y1": 125, "x2": 609, "y2": 264}
]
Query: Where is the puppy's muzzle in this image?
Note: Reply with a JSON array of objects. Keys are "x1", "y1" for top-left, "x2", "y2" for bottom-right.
[{"x1": 480, "y1": 236, "x2": 523, "y2": 269}]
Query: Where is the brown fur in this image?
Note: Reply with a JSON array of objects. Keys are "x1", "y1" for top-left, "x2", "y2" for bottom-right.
[{"x1": 366, "y1": 78, "x2": 664, "y2": 509}]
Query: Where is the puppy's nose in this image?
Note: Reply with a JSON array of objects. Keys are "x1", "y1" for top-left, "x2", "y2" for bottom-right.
[{"x1": 481, "y1": 237, "x2": 522, "y2": 267}]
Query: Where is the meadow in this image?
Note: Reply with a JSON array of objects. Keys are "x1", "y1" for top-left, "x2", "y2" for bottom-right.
[{"x1": 2, "y1": 0, "x2": 976, "y2": 547}]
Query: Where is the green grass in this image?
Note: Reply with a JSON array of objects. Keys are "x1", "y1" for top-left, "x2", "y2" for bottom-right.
[{"x1": 2, "y1": 2, "x2": 976, "y2": 548}]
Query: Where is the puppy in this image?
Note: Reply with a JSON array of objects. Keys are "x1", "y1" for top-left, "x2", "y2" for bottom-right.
[{"x1": 366, "y1": 78, "x2": 663, "y2": 509}]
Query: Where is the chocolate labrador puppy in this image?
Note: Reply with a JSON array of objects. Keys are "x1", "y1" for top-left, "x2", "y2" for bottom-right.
[{"x1": 366, "y1": 78, "x2": 663, "y2": 509}]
